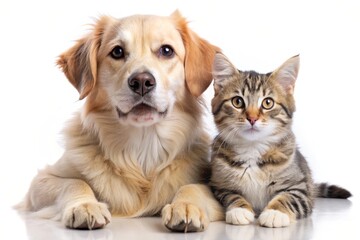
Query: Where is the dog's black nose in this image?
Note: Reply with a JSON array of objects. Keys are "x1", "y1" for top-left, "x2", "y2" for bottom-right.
[{"x1": 128, "y1": 72, "x2": 156, "y2": 96}]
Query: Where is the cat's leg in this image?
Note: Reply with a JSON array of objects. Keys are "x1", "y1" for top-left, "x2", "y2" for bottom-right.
[
  {"x1": 21, "y1": 169, "x2": 111, "y2": 229},
  {"x1": 259, "y1": 148, "x2": 314, "y2": 228},
  {"x1": 225, "y1": 198, "x2": 255, "y2": 225},
  {"x1": 226, "y1": 207, "x2": 255, "y2": 225},
  {"x1": 212, "y1": 188, "x2": 255, "y2": 225},
  {"x1": 162, "y1": 184, "x2": 224, "y2": 232},
  {"x1": 258, "y1": 194, "x2": 294, "y2": 228},
  {"x1": 258, "y1": 191, "x2": 312, "y2": 228},
  {"x1": 259, "y1": 148, "x2": 294, "y2": 228}
]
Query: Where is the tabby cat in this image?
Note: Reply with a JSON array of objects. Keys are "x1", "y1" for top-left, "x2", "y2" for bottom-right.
[{"x1": 210, "y1": 53, "x2": 351, "y2": 228}]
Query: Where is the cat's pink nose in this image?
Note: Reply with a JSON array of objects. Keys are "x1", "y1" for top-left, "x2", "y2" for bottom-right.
[{"x1": 247, "y1": 117, "x2": 258, "y2": 126}]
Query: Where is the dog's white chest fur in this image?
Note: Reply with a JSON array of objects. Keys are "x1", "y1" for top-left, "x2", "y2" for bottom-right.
[{"x1": 86, "y1": 110, "x2": 196, "y2": 175}]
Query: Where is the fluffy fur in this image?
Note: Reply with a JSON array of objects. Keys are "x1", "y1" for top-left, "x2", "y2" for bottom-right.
[
  {"x1": 18, "y1": 11, "x2": 224, "y2": 231},
  {"x1": 210, "y1": 53, "x2": 351, "y2": 228}
]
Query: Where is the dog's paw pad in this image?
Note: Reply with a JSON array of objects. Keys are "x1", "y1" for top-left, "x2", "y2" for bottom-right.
[
  {"x1": 162, "y1": 202, "x2": 209, "y2": 232},
  {"x1": 62, "y1": 201, "x2": 111, "y2": 229},
  {"x1": 259, "y1": 209, "x2": 290, "y2": 228},
  {"x1": 226, "y1": 207, "x2": 255, "y2": 225}
]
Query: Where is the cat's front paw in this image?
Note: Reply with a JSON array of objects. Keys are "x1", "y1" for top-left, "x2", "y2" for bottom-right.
[
  {"x1": 258, "y1": 209, "x2": 290, "y2": 228},
  {"x1": 162, "y1": 202, "x2": 209, "y2": 232},
  {"x1": 226, "y1": 207, "x2": 255, "y2": 225},
  {"x1": 62, "y1": 200, "x2": 111, "y2": 229}
]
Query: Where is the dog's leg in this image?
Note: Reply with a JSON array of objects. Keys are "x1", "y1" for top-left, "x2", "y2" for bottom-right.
[
  {"x1": 26, "y1": 170, "x2": 111, "y2": 229},
  {"x1": 162, "y1": 184, "x2": 224, "y2": 232}
]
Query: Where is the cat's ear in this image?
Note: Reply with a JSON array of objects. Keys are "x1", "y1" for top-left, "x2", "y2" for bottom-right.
[
  {"x1": 212, "y1": 53, "x2": 237, "y2": 93},
  {"x1": 271, "y1": 55, "x2": 300, "y2": 95}
]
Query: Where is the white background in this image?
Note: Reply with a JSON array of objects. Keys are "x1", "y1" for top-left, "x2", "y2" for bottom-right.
[{"x1": 0, "y1": 0, "x2": 359, "y2": 223}]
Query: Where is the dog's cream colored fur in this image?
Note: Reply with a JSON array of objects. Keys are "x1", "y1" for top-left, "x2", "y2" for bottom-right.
[{"x1": 18, "y1": 11, "x2": 224, "y2": 231}]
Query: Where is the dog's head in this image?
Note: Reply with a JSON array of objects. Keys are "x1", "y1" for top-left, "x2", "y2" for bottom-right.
[{"x1": 57, "y1": 11, "x2": 219, "y2": 127}]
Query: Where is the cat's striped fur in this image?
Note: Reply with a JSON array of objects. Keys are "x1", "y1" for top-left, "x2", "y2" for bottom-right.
[{"x1": 210, "y1": 53, "x2": 351, "y2": 228}]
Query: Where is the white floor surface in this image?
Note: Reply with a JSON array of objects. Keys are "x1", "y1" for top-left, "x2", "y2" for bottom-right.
[{"x1": 1, "y1": 198, "x2": 358, "y2": 240}]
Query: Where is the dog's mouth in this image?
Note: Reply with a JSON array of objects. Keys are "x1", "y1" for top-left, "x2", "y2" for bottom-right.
[{"x1": 116, "y1": 103, "x2": 167, "y2": 126}]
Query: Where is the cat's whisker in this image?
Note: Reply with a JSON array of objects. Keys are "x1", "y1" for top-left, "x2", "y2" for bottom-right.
[{"x1": 239, "y1": 166, "x2": 249, "y2": 182}]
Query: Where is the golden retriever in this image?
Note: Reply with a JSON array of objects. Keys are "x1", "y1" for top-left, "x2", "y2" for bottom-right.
[{"x1": 18, "y1": 11, "x2": 224, "y2": 232}]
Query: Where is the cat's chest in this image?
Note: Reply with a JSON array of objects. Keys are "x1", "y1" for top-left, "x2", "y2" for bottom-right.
[
  {"x1": 234, "y1": 141, "x2": 268, "y2": 163},
  {"x1": 233, "y1": 143, "x2": 272, "y2": 212}
]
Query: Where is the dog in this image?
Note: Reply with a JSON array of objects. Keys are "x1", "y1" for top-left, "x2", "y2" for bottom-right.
[{"x1": 18, "y1": 11, "x2": 224, "y2": 232}]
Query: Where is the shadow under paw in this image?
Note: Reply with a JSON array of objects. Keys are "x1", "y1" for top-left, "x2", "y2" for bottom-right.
[
  {"x1": 165, "y1": 219, "x2": 205, "y2": 233},
  {"x1": 162, "y1": 203, "x2": 209, "y2": 233}
]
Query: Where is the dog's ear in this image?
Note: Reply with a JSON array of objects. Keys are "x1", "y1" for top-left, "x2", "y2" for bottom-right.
[
  {"x1": 172, "y1": 10, "x2": 221, "y2": 97},
  {"x1": 57, "y1": 16, "x2": 110, "y2": 100}
]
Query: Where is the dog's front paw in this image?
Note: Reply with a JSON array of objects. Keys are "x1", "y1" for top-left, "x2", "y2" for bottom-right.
[
  {"x1": 258, "y1": 209, "x2": 290, "y2": 228},
  {"x1": 62, "y1": 200, "x2": 111, "y2": 229},
  {"x1": 162, "y1": 202, "x2": 209, "y2": 232},
  {"x1": 226, "y1": 207, "x2": 255, "y2": 225}
]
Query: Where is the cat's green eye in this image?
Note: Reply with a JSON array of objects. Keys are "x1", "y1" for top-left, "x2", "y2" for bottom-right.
[
  {"x1": 231, "y1": 96, "x2": 245, "y2": 109},
  {"x1": 262, "y1": 97, "x2": 274, "y2": 110}
]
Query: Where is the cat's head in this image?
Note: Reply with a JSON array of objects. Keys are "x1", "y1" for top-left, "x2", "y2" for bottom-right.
[{"x1": 211, "y1": 53, "x2": 299, "y2": 142}]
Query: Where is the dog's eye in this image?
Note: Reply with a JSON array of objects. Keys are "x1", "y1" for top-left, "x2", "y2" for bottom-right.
[
  {"x1": 159, "y1": 45, "x2": 174, "y2": 58},
  {"x1": 110, "y1": 46, "x2": 125, "y2": 60}
]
